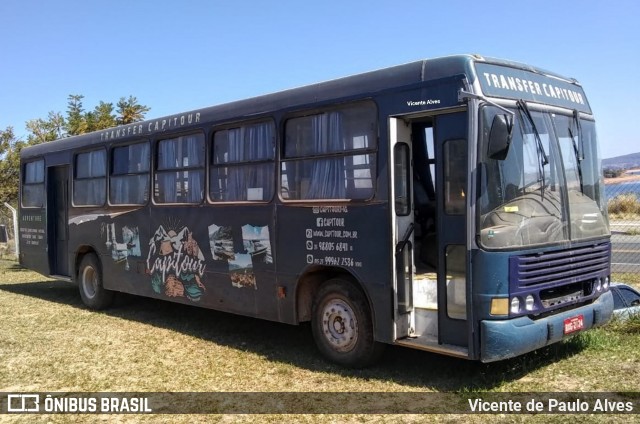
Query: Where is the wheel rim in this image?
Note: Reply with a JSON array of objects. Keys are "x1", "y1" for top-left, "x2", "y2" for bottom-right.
[
  {"x1": 321, "y1": 298, "x2": 358, "y2": 352},
  {"x1": 82, "y1": 266, "x2": 97, "y2": 299}
]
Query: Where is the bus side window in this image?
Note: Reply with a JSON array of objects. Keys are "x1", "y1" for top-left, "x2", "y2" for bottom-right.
[
  {"x1": 155, "y1": 133, "x2": 205, "y2": 204},
  {"x1": 22, "y1": 159, "x2": 45, "y2": 208},
  {"x1": 210, "y1": 121, "x2": 275, "y2": 202},
  {"x1": 74, "y1": 149, "x2": 107, "y2": 206},
  {"x1": 110, "y1": 142, "x2": 150, "y2": 205},
  {"x1": 281, "y1": 102, "x2": 377, "y2": 201}
]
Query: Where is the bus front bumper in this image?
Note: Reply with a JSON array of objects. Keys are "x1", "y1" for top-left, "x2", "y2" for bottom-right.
[{"x1": 480, "y1": 291, "x2": 614, "y2": 362}]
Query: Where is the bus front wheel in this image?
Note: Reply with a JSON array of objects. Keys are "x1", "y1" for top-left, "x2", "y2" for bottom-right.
[
  {"x1": 78, "y1": 254, "x2": 114, "y2": 310},
  {"x1": 311, "y1": 279, "x2": 384, "y2": 368}
]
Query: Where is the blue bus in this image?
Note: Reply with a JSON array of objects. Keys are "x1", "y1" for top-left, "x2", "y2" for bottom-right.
[{"x1": 18, "y1": 54, "x2": 613, "y2": 367}]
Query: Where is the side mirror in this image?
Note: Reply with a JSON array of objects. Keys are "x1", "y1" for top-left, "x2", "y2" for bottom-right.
[{"x1": 488, "y1": 114, "x2": 514, "y2": 160}]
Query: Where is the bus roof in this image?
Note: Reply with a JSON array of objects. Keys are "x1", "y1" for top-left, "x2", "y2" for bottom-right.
[{"x1": 21, "y1": 54, "x2": 583, "y2": 159}]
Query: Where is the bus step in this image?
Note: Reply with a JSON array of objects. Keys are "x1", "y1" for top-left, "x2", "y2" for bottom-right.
[{"x1": 395, "y1": 338, "x2": 469, "y2": 359}]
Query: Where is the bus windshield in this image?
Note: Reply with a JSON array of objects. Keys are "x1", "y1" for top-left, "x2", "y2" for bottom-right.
[{"x1": 478, "y1": 105, "x2": 609, "y2": 249}]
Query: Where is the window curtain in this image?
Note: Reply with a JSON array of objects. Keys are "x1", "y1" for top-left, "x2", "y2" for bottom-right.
[
  {"x1": 88, "y1": 150, "x2": 106, "y2": 205},
  {"x1": 246, "y1": 123, "x2": 273, "y2": 200},
  {"x1": 135, "y1": 143, "x2": 150, "y2": 204},
  {"x1": 186, "y1": 135, "x2": 203, "y2": 202},
  {"x1": 112, "y1": 177, "x2": 125, "y2": 204},
  {"x1": 24, "y1": 161, "x2": 45, "y2": 207},
  {"x1": 26, "y1": 161, "x2": 44, "y2": 183},
  {"x1": 220, "y1": 123, "x2": 273, "y2": 201},
  {"x1": 90, "y1": 150, "x2": 106, "y2": 176},
  {"x1": 111, "y1": 147, "x2": 127, "y2": 204},
  {"x1": 307, "y1": 112, "x2": 345, "y2": 199},
  {"x1": 112, "y1": 144, "x2": 149, "y2": 204},
  {"x1": 158, "y1": 140, "x2": 177, "y2": 202},
  {"x1": 226, "y1": 128, "x2": 244, "y2": 200}
]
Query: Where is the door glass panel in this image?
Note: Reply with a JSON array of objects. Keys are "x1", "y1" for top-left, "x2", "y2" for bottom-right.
[
  {"x1": 394, "y1": 143, "x2": 410, "y2": 216},
  {"x1": 425, "y1": 127, "x2": 436, "y2": 190},
  {"x1": 444, "y1": 139, "x2": 467, "y2": 215},
  {"x1": 446, "y1": 244, "x2": 466, "y2": 320}
]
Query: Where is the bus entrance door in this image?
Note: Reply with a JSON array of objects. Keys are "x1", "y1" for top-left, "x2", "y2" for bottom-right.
[
  {"x1": 390, "y1": 118, "x2": 415, "y2": 339},
  {"x1": 433, "y1": 112, "x2": 468, "y2": 348},
  {"x1": 394, "y1": 112, "x2": 470, "y2": 358},
  {"x1": 47, "y1": 166, "x2": 70, "y2": 277}
]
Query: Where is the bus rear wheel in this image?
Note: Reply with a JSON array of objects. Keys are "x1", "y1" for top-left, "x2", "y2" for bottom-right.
[
  {"x1": 311, "y1": 278, "x2": 384, "y2": 368},
  {"x1": 78, "y1": 254, "x2": 114, "y2": 310}
]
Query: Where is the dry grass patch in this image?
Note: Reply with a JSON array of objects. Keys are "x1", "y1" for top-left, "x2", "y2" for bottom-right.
[
  {"x1": 1, "y1": 260, "x2": 639, "y2": 422},
  {"x1": 608, "y1": 193, "x2": 640, "y2": 219}
]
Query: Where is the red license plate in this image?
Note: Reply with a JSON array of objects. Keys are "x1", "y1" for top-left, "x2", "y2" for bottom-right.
[{"x1": 563, "y1": 315, "x2": 584, "y2": 334}]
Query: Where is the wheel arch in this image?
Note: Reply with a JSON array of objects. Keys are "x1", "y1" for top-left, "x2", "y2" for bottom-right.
[
  {"x1": 73, "y1": 244, "x2": 100, "y2": 283},
  {"x1": 295, "y1": 265, "x2": 374, "y2": 324}
]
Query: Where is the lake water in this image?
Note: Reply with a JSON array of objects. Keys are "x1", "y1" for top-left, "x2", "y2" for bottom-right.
[{"x1": 605, "y1": 181, "x2": 640, "y2": 198}]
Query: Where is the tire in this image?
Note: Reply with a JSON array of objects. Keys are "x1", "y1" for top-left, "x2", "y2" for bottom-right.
[
  {"x1": 311, "y1": 278, "x2": 385, "y2": 368},
  {"x1": 78, "y1": 254, "x2": 114, "y2": 310}
]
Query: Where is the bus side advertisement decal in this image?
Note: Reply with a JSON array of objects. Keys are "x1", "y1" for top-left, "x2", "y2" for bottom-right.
[
  {"x1": 143, "y1": 220, "x2": 274, "y2": 301},
  {"x1": 147, "y1": 224, "x2": 207, "y2": 301},
  {"x1": 103, "y1": 223, "x2": 141, "y2": 271},
  {"x1": 207, "y1": 224, "x2": 273, "y2": 290}
]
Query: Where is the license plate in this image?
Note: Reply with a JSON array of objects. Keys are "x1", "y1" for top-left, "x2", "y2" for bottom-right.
[{"x1": 563, "y1": 315, "x2": 584, "y2": 334}]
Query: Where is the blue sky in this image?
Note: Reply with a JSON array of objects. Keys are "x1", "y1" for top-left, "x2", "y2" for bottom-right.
[{"x1": 1, "y1": 0, "x2": 638, "y2": 159}]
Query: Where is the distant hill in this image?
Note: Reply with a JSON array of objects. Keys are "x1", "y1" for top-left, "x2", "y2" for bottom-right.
[{"x1": 602, "y1": 152, "x2": 640, "y2": 170}]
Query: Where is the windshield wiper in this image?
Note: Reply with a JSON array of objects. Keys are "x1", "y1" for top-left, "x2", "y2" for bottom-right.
[
  {"x1": 568, "y1": 110, "x2": 585, "y2": 193},
  {"x1": 516, "y1": 100, "x2": 548, "y2": 199}
]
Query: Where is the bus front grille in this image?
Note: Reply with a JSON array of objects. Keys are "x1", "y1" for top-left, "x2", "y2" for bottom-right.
[{"x1": 510, "y1": 241, "x2": 611, "y2": 289}]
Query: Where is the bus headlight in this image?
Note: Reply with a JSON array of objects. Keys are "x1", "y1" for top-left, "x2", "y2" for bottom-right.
[
  {"x1": 595, "y1": 278, "x2": 602, "y2": 292},
  {"x1": 525, "y1": 295, "x2": 535, "y2": 311},
  {"x1": 510, "y1": 297, "x2": 520, "y2": 314},
  {"x1": 603, "y1": 277, "x2": 610, "y2": 290}
]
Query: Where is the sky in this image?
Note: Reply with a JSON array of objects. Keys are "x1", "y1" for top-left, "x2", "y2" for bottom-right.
[{"x1": 1, "y1": 0, "x2": 638, "y2": 159}]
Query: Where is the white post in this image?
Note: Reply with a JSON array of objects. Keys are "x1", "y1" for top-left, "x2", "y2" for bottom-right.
[{"x1": 4, "y1": 203, "x2": 19, "y2": 257}]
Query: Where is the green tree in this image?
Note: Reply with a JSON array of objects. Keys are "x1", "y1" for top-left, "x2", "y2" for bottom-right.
[
  {"x1": 0, "y1": 94, "x2": 150, "y2": 210},
  {"x1": 66, "y1": 94, "x2": 148, "y2": 134},
  {"x1": 603, "y1": 167, "x2": 624, "y2": 178},
  {"x1": 0, "y1": 126, "x2": 14, "y2": 157},
  {"x1": 26, "y1": 111, "x2": 65, "y2": 144},
  {"x1": 92, "y1": 101, "x2": 117, "y2": 130},
  {"x1": 66, "y1": 94, "x2": 88, "y2": 136},
  {"x1": 0, "y1": 127, "x2": 23, "y2": 206},
  {"x1": 117, "y1": 96, "x2": 150, "y2": 125}
]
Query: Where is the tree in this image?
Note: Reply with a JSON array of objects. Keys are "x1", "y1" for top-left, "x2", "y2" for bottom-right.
[
  {"x1": 0, "y1": 126, "x2": 14, "y2": 157},
  {"x1": 603, "y1": 167, "x2": 624, "y2": 179},
  {"x1": 66, "y1": 95, "x2": 116, "y2": 134},
  {"x1": 92, "y1": 101, "x2": 117, "y2": 130},
  {"x1": 0, "y1": 127, "x2": 23, "y2": 206},
  {"x1": 66, "y1": 94, "x2": 88, "y2": 136},
  {"x1": 117, "y1": 96, "x2": 150, "y2": 125},
  {"x1": 0, "y1": 94, "x2": 150, "y2": 208},
  {"x1": 25, "y1": 111, "x2": 65, "y2": 144},
  {"x1": 65, "y1": 94, "x2": 149, "y2": 135}
]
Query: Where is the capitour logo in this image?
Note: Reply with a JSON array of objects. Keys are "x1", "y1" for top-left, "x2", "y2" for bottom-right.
[
  {"x1": 481, "y1": 71, "x2": 586, "y2": 105},
  {"x1": 99, "y1": 112, "x2": 201, "y2": 141},
  {"x1": 147, "y1": 224, "x2": 206, "y2": 301}
]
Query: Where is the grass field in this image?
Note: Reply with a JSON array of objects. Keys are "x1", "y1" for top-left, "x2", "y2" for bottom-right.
[{"x1": 0, "y1": 259, "x2": 639, "y2": 423}]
